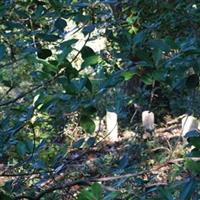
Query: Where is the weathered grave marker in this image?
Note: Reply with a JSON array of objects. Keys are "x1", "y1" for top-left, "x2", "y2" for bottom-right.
[
  {"x1": 181, "y1": 115, "x2": 199, "y2": 137},
  {"x1": 142, "y1": 110, "x2": 155, "y2": 132},
  {"x1": 106, "y1": 111, "x2": 118, "y2": 141}
]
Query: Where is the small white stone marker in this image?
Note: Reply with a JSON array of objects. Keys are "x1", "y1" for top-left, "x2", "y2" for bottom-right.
[
  {"x1": 106, "y1": 111, "x2": 118, "y2": 141},
  {"x1": 181, "y1": 115, "x2": 199, "y2": 137},
  {"x1": 142, "y1": 110, "x2": 155, "y2": 131}
]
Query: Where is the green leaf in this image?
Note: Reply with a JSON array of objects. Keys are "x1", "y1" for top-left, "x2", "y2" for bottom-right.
[
  {"x1": 49, "y1": 0, "x2": 62, "y2": 9},
  {"x1": 184, "y1": 130, "x2": 200, "y2": 139},
  {"x1": 71, "y1": 77, "x2": 87, "y2": 91},
  {"x1": 133, "y1": 31, "x2": 146, "y2": 45},
  {"x1": 80, "y1": 115, "x2": 95, "y2": 134},
  {"x1": 81, "y1": 55, "x2": 99, "y2": 68},
  {"x1": 121, "y1": 71, "x2": 135, "y2": 81},
  {"x1": 186, "y1": 74, "x2": 199, "y2": 89},
  {"x1": 37, "y1": 49, "x2": 52, "y2": 59},
  {"x1": 91, "y1": 183, "x2": 103, "y2": 200},
  {"x1": 83, "y1": 106, "x2": 97, "y2": 115},
  {"x1": 86, "y1": 137, "x2": 96, "y2": 147},
  {"x1": 77, "y1": 183, "x2": 102, "y2": 200},
  {"x1": 25, "y1": 139, "x2": 34, "y2": 153},
  {"x1": 82, "y1": 25, "x2": 95, "y2": 35},
  {"x1": 55, "y1": 18, "x2": 67, "y2": 31},
  {"x1": 58, "y1": 47, "x2": 72, "y2": 63},
  {"x1": 104, "y1": 192, "x2": 119, "y2": 200},
  {"x1": 158, "y1": 187, "x2": 174, "y2": 200},
  {"x1": 0, "y1": 190, "x2": 12, "y2": 200},
  {"x1": 148, "y1": 39, "x2": 170, "y2": 52},
  {"x1": 185, "y1": 159, "x2": 200, "y2": 174},
  {"x1": 165, "y1": 36, "x2": 179, "y2": 49},
  {"x1": 58, "y1": 78, "x2": 78, "y2": 95},
  {"x1": 81, "y1": 46, "x2": 96, "y2": 59},
  {"x1": 60, "y1": 39, "x2": 78, "y2": 49},
  {"x1": 77, "y1": 188, "x2": 95, "y2": 200},
  {"x1": 135, "y1": 49, "x2": 152, "y2": 65},
  {"x1": 0, "y1": 44, "x2": 6, "y2": 60},
  {"x1": 118, "y1": 154, "x2": 129, "y2": 169},
  {"x1": 141, "y1": 74, "x2": 154, "y2": 85},
  {"x1": 179, "y1": 178, "x2": 196, "y2": 200},
  {"x1": 187, "y1": 137, "x2": 200, "y2": 149},
  {"x1": 37, "y1": 33, "x2": 60, "y2": 42},
  {"x1": 33, "y1": 160, "x2": 45, "y2": 170},
  {"x1": 85, "y1": 77, "x2": 93, "y2": 93},
  {"x1": 152, "y1": 48, "x2": 162, "y2": 66},
  {"x1": 16, "y1": 141, "x2": 27, "y2": 156},
  {"x1": 72, "y1": 138, "x2": 85, "y2": 148}
]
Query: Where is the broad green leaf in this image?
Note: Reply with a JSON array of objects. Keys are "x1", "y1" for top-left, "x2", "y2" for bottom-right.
[
  {"x1": 185, "y1": 159, "x2": 200, "y2": 174},
  {"x1": 104, "y1": 192, "x2": 119, "y2": 200},
  {"x1": 58, "y1": 78, "x2": 77, "y2": 95},
  {"x1": 152, "y1": 48, "x2": 162, "y2": 66},
  {"x1": 186, "y1": 74, "x2": 199, "y2": 89},
  {"x1": 6, "y1": 21, "x2": 25, "y2": 29},
  {"x1": 91, "y1": 183, "x2": 103, "y2": 200},
  {"x1": 141, "y1": 74, "x2": 154, "y2": 85},
  {"x1": 187, "y1": 137, "x2": 200, "y2": 149},
  {"x1": 58, "y1": 47, "x2": 72, "y2": 63},
  {"x1": 190, "y1": 148, "x2": 200, "y2": 157},
  {"x1": 179, "y1": 178, "x2": 196, "y2": 200},
  {"x1": 74, "y1": 14, "x2": 91, "y2": 23},
  {"x1": 184, "y1": 130, "x2": 200, "y2": 139},
  {"x1": 55, "y1": 18, "x2": 67, "y2": 31},
  {"x1": 80, "y1": 115, "x2": 95, "y2": 134},
  {"x1": 82, "y1": 25, "x2": 95, "y2": 35},
  {"x1": 0, "y1": 190, "x2": 12, "y2": 200},
  {"x1": 86, "y1": 137, "x2": 96, "y2": 147},
  {"x1": 81, "y1": 55, "x2": 99, "y2": 68},
  {"x1": 33, "y1": 160, "x2": 45, "y2": 170},
  {"x1": 72, "y1": 138, "x2": 85, "y2": 148},
  {"x1": 121, "y1": 71, "x2": 135, "y2": 81},
  {"x1": 60, "y1": 39, "x2": 78, "y2": 50},
  {"x1": 83, "y1": 106, "x2": 97, "y2": 115},
  {"x1": 25, "y1": 139, "x2": 34, "y2": 153},
  {"x1": 148, "y1": 39, "x2": 170, "y2": 52},
  {"x1": 81, "y1": 46, "x2": 96, "y2": 59},
  {"x1": 165, "y1": 36, "x2": 179, "y2": 49},
  {"x1": 133, "y1": 31, "x2": 146, "y2": 45},
  {"x1": 16, "y1": 141, "x2": 27, "y2": 156},
  {"x1": 158, "y1": 187, "x2": 174, "y2": 200},
  {"x1": 77, "y1": 188, "x2": 95, "y2": 200},
  {"x1": 37, "y1": 49, "x2": 52, "y2": 59},
  {"x1": 63, "y1": 64, "x2": 79, "y2": 80},
  {"x1": 135, "y1": 49, "x2": 152, "y2": 64},
  {"x1": 85, "y1": 77, "x2": 93, "y2": 93},
  {"x1": 77, "y1": 183, "x2": 102, "y2": 200},
  {"x1": 39, "y1": 60, "x2": 58, "y2": 74},
  {"x1": 49, "y1": 0, "x2": 62, "y2": 9},
  {"x1": 118, "y1": 154, "x2": 129, "y2": 169},
  {"x1": 37, "y1": 33, "x2": 60, "y2": 42}
]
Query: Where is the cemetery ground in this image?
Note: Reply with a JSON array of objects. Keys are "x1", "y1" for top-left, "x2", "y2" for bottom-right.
[{"x1": 0, "y1": 114, "x2": 193, "y2": 200}]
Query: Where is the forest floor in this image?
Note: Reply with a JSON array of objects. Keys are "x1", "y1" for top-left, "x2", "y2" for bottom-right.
[
  {"x1": 56, "y1": 115, "x2": 188, "y2": 199},
  {"x1": 0, "y1": 115, "x2": 190, "y2": 199}
]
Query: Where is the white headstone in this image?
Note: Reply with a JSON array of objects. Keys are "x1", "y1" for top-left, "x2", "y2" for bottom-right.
[
  {"x1": 106, "y1": 111, "x2": 118, "y2": 141},
  {"x1": 181, "y1": 115, "x2": 199, "y2": 137},
  {"x1": 142, "y1": 110, "x2": 155, "y2": 131}
]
